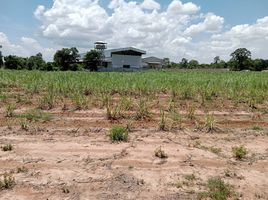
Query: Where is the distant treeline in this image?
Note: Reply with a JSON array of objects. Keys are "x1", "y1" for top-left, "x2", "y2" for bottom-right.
[{"x1": 0, "y1": 47, "x2": 267, "y2": 71}]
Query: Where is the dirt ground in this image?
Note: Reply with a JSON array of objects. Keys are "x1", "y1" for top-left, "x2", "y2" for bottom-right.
[{"x1": 0, "y1": 106, "x2": 268, "y2": 200}]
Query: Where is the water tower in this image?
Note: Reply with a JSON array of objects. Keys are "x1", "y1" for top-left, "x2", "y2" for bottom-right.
[{"x1": 94, "y1": 41, "x2": 107, "y2": 67}]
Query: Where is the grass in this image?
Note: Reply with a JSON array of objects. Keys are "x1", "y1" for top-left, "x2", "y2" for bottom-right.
[
  {"x1": 197, "y1": 177, "x2": 232, "y2": 200},
  {"x1": 252, "y1": 126, "x2": 263, "y2": 131},
  {"x1": 232, "y1": 146, "x2": 247, "y2": 160},
  {"x1": 109, "y1": 126, "x2": 129, "y2": 142},
  {"x1": 1, "y1": 144, "x2": 13, "y2": 151},
  {"x1": 0, "y1": 174, "x2": 15, "y2": 190},
  {"x1": 18, "y1": 109, "x2": 52, "y2": 122}
]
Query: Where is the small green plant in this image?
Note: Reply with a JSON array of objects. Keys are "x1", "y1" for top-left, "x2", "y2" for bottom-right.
[
  {"x1": 154, "y1": 146, "x2": 168, "y2": 159},
  {"x1": 197, "y1": 177, "x2": 232, "y2": 200},
  {"x1": 0, "y1": 174, "x2": 15, "y2": 190},
  {"x1": 204, "y1": 114, "x2": 216, "y2": 132},
  {"x1": 252, "y1": 126, "x2": 263, "y2": 131},
  {"x1": 187, "y1": 106, "x2": 196, "y2": 120},
  {"x1": 19, "y1": 109, "x2": 51, "y2": 122},
  {"x1": 232, "y1": 146, "x2": 247, "y2": 160},
  {"x1": 1, "y1": 144, "x2": 13, "y2": 151},
  {"x1": 109, "y1": 126, "x2": 128, "y2": 142},
  {"x1": 135, "y1": 98, "x2": 150, "y2": 120},
  {"x1": 5, "y1": 104, "x2": 16, "y2": 117},
  {"x1": 38, "y1": 92, "x2": 55, "y2": 110},
  {"x1": 170, "y1": 111, "x2": 183, "y2": 130}
]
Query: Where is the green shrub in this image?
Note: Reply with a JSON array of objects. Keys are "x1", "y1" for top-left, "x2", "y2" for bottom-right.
[
  {"x1": 198, "y1": 177, "x2": 232, "y2": 200},
  {"x1": 109, "y1": 126, "x2": 128, "y2": 142},
  {"x1": 232, "y1": 146, "x2": 247, "y2": 160}
]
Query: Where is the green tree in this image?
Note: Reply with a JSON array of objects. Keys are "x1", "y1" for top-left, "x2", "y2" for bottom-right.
[
  {"x1": 4, "y1": 55, "x2": 27, "y2": 70},
  {"x1": 27, "y1": 53, "x2": 47, "y2": 70},
  {"x1": 230, "y1": 48, "x2": 251, "y2": 71},
  {"x1": 83, "y1": 50, "x2": 101, "y2": 71},
  {"x1": 162, "y1": 58, "x2": 171, "y2": 68},
  {"x1": 54, "y1": 47, "x2": 79, "y2": 71},
  {"x1": 188, "y1": 59, "x2": 199, "y2": 69},
  {"x1": 180, "y1": 58, "x2": 188, "y2": 68},
  {"x1": 214, "y1": 56, "x2": 220, "y2": 64}
]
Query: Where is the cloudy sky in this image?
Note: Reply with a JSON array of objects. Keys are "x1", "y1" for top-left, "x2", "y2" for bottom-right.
[{"x1": 0, "y1": 0, "x2": 268, "y2": 63}]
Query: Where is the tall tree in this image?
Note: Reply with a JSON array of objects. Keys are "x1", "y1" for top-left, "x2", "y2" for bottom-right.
[
  {"x1": 54, "y1": 47, "x2": 79, "y2": 71},
  {"x1": 180, "y1": 58, "x2": 188, "y2": 68},
  {"x1": 83, "y1": 50, "x2": 101, "y2": 71},
  {"x1": 214, "y1": 56, "x2": 220, "y2": 64},
  {"x1": 27, "y1": 53, "x2": 46, "y2": 70},
  {"x1": 230, "y1": 48, "x2": 251, "y2": 71},
  {"x1": 188, "y1": 60, "x2": 199, "y2": 69}
]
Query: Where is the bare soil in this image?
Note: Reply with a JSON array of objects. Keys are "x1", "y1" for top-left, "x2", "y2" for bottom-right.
[{"x1": 0, "y1": 105, "x2": 268, "y2": 200}]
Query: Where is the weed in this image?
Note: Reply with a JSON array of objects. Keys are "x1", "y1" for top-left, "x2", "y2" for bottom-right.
[
  {"x1": 170, "y1": 111, "x2": 183, "y2": 130},
  {"x1": 154, "y1": 146, "x2": 168, "y2": 159},
  {"x1": 135, "y1": 98, "x2": 150, "y2": 120},
  {"x1": 158, "y1": 109, "x2": 167, "y2": 131},
  {"x1": 232, "y1": 146, "x2": 247, "y2": 160},
  {"x1": 38, "y1": 92, "x2": 55, "y2": 110},
  {"x1": 0, "y1": 174, "x2": 15, "y2": 190},
  {"x1": 187, "y1": 106, "x2": 196, "y2": 120},
  {"x1": 252, "y1": 126, "x2": 263, "y2": 131},
  {"x1": 197, "y1": 177, "x2": 232, "y2": 200},
  {"x1": 5, "y1": 104, "x2": 16, "y2": 117},
  {"x1": 204, "y1": 114, "x2": 216, "y2": 132},
  {"x1": 1, "y1": 144, "x2": 13, "y2": 151},
  {"x1": 109, "y1": 126, "x2": 128, "y2": 142},
  {"x1": 19, "y1": 109, "x2": 51, "y2": 122}
]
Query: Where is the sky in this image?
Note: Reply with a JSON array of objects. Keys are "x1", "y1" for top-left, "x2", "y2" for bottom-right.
[{"x1": 0, "y1": 0, "x2": 268, "y2": 62}]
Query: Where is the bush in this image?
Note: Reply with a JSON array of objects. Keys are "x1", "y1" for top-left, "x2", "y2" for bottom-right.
[
  {"x1": 198, "y1": 177, "x2": 232, "y2": 200},
  {"x1": 109, "y1": 126, "x2": 128, "y2": 142},
  {"x1": 232, "y1": 146, "x2": 247, "y2": 160}
]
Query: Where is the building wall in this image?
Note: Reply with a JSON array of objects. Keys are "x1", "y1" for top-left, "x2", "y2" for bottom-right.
[{"x1": 111, "y1": 54, "x2": 142, "y2": 68}]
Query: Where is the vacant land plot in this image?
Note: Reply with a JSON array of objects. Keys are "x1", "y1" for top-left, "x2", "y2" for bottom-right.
[{"x1": 0, "y1": 69, "x2": 267, "y2": 199}]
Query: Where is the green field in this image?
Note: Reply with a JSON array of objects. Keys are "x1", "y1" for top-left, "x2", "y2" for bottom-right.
[{"x1": 0, "y1": 69, "x2": 268, "y2": 106}]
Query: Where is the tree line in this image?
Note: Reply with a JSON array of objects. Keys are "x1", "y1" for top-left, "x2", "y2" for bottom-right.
[
  {"x1": 164, "y1": 48, "x2": 268, "y2": 71},
  {"x1": 0, "y1": 48, "x2": 101, "y2": 71},
  {"x1": 0, "y1": 47, "x2": 267, "y2": 71}
]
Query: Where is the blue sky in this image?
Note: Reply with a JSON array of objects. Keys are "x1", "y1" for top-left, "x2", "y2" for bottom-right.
[{"x1": 0, "y1": 0, "x2": 268, "y2": 62}]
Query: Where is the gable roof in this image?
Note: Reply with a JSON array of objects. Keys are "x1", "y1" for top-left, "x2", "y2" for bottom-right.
[
  {"x1": 109, "y1": 47, "x2": 146, "y2": 55},
  {"x1": 142, "y1": 56, "x2": 163, "y2": 64}
]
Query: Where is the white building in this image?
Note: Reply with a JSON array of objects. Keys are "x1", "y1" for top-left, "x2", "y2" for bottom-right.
[
  {"x1": 80, "y1": 42, "x2": 162, "y2": 70},
  {"x1": 103, "y1": 47, "x2": 146, "y2": 69}
]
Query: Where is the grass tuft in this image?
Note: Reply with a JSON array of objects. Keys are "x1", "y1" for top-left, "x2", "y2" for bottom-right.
[{"x1": 109, "y1": 126, "x2": 129, "y2": 142}]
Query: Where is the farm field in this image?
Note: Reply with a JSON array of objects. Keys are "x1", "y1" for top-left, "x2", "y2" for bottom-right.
[{"x1": 0, "y1": 69, "x2": 268, "y2": 199}]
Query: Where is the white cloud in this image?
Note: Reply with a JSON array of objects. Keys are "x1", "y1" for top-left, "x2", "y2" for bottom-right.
[
  {"x1": 167, "y1": 0, "x2": 200, "y2": 15},
  {"x1": 141, "y1": 0, "x2": 161, "y2": 10},
  {"x1": 0, "y1": 32, "x2": 55, "y2": 61},
  {"x1": 2, "y1": 0, "x2": 268, "y2": 63},
  {"x1": 184, "y1": 13, "x2": 224, "y2": 36}
]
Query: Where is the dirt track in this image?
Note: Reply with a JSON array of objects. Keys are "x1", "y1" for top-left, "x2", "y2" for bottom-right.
[{"x1": 0, "y1": 107, "x2": 268, "y2": 200}]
